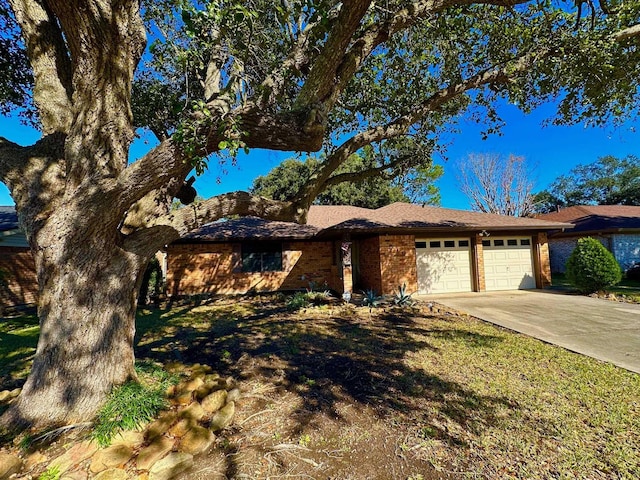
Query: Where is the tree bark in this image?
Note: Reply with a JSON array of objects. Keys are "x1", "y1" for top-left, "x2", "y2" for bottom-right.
[{"x1": 2, "y1": 214, "x2": 146, "y2": 428}]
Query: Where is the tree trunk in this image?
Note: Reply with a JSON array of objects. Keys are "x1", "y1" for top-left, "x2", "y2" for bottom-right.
[{"x1": 3, "y1": 220, "x2": 147, "y2": 429}]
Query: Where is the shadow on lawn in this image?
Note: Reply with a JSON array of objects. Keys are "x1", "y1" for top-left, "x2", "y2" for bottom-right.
[{"x1": 136, "y1": 299, "x2": 511, "y2": 475}]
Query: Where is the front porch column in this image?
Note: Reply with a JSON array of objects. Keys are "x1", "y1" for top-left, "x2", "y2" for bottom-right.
[
  {"x1": 534, "y1": 232, "x2": 552, "y2": 288},
  {"x1": 473, "y1": 233, "x2": 486, "y2": 292},
  {"x1": 340, "y1": 240, "x2": 354, "y2": 298}
]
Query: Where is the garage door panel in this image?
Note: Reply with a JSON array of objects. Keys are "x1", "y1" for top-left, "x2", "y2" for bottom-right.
[
  {"x1": 484, "y1": 237, "x2": 535, "y2": 291},
  {"x1": 416, "y1": 239, "x2": 472, "y2": 294}
]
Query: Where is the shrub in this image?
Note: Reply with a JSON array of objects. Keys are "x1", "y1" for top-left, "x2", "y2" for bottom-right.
[{"x1": 565, "y1": 237, "x2": 622, "y2": 293}]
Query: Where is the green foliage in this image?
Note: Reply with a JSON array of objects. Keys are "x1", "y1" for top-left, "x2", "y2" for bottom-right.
[
  {"x1": 38, "y1": 465, "x2": 61, "y2": 480},
  {"x1": 534, "y1": 155, "x2": 640, "y2": 212},
  {"x1": 287, "y1": 292, "x2": 310, "y2": 311},
  {"x1": 362, "y1": 289, "x2": 382, "y2": 308},
  {"x1": 566, "y1": 237, "x2": 622, "y2": 293},
  {"x1": 251, "y1": 145, "x2": 443, "y2": 208},
  {"x1": 91, "y1": 362, "x2": 178, "y2": 447},
  {"x1": 393, "y1": 283, "x2": 415, "y2": 307},
  {"x1": 286, "y1": 288, "x2": 332, "y2": 310}
]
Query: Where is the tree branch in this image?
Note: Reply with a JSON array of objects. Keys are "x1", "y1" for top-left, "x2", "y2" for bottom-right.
[
  {"x1": 9, "y1": 0, "x2": 73, "y2": 134},
  {"x1": 293, "y1": 50, "x2": 543, "y2": 206},
  {"x1": 123, "y1": 191, "x2": 303, "y2": 253},
  {"x1": 295, "y1": 1, "x2": 373, "y2": 108},
  {"x1": 613, "y1": 23, "x2": 640, "y2": 42},
  {"x1": 0, "y1": 137, "x2": 28, "y2": 186}
]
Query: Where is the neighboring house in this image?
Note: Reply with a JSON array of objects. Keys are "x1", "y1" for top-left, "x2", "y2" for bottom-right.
[
  {"x1": 537, "y1": 205, "x2": 640, "y2": 274},
  {"x1": 166, "y1": 202, "x2": 571, "y2": 297},
  {"x1": 0, "y1": 206, "x2": 37, "y2": 307}
]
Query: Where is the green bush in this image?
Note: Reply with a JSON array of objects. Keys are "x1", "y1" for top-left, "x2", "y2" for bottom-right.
[
  {"x1": 565, "y1": 237, "x2": 622, "y2": 293},
  {"x1": 139, "y1": 258, "x2": 164, "y2": 305}
]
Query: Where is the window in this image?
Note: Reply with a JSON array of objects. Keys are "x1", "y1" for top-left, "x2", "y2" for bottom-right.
[
  {"x1": 415, "y1": 241, "x2": 427, "y2": 249},
  {"x1": 520, "y1": 239, "x2": 531, "y2": 246},
  {"x1": 493, "y1": 239, "x2": 504, "y2": 246},
  {"x1": 444, "y1": 240, "x2": 455, "y2": 248},
  {"x1": 430, "y1": 241, "x2": 441, "y2": 248},
  {"x1": 482, "y1": 240, "x2": 490, "y2": 247},
  {"x1": 459, "y1": 240, "x2": 469, "y2": 247},
  {"x1": 507, "y1": 239, "x2": 518, "y2": 246},
  {"x1": 241, "y1": 242, "x2": 283, "y2": 272}
]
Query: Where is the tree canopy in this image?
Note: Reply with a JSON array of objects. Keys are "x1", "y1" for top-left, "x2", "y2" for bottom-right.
[
  {"x1": 0, "y1": 0, "x2": 639, "y2": 429},
  {"x1": 534, "y1": 155, "x2": 640, "y2": 212},
  {"x1": 250, "y1": 148, "x2": 443, "y2": 209}
]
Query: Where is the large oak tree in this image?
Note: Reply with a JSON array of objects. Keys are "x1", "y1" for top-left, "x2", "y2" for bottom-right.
[{"x1": 0, "y1": 0, "x2": 639, "y2": 428}]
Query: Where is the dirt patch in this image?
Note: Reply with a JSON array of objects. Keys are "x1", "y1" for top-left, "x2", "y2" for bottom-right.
[{"x1": 136, "y1": 299, "x2": 457, "y2": 479}]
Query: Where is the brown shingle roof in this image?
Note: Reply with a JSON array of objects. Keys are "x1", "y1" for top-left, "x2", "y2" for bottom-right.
[
  {"x1": 180, "y1": 217, "x2": 319, "y2": 242},
  {"x1": 537, "y1": 205, "x2": 640, "y2": 234},
  {"x1": 311, "y1": 202, "x2": 571, "y2": 233},
  {"x1": 182, "y1": 202, "x2": 572, "y2": 242}
]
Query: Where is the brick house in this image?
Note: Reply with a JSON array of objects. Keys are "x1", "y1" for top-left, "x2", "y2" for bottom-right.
[
  {"x1": 166, "y1": 203, "x2": 571, "y2": 296},
  {"x1": 537, "y1": 205, "x2": 640, "y2": 273},
  {"x1": 0, "y1": 206, "x2": 37, "y2": 307}
]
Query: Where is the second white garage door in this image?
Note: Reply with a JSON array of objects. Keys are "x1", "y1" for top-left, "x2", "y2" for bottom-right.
[
  {"x1": 483, "y1": 237, "x2": 535, "y2": 291},
  {"x1": 416, "y1": 239, "x2": 473, "y2": 294}
]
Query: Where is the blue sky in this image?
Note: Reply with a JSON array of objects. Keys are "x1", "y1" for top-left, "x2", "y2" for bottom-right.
[{"x1": 1, "y1": 101, "x2": 638, "y2": 210}]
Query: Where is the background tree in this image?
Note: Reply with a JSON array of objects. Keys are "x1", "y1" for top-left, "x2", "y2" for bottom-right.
[
  {"x1": 0, "y1": 0, "x2": 639, "y2": 428},
  {"x1": 534, "y1": 155, "x2": 640, "y2": 212},
  {"x1": 251, "y1": 147, "x2": 443, "y2": 209},
  {"x1": 456, "y1": 153, "x2": 537, "y2": 216}
]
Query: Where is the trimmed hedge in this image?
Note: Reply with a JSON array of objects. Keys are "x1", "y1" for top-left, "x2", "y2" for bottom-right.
[{"x1": 565, "y1": 237, "x2": 622, "y2": 293}]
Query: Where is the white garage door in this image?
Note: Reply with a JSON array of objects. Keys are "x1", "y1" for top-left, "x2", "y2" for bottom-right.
[
  {"x1": 416, "y1": 239, "x2": 473, "y2": 294},
  {"x1": 483, "y1": 237, "x2": 535, "y2": 291}
]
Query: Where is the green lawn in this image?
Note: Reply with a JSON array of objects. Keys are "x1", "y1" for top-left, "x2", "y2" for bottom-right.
[
  {"x1": 2, "y1": 298, "x2": 640, "y2": 478},
  {"x1": 552, "y1": 273, "x2": 640, "y2": 302}
]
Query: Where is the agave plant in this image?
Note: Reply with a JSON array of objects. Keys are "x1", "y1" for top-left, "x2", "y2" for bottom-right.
[
  {"x1": 362, "y1": 289, "x2": 382, "y2": 308},
  {"x1": 394, "y1": 283, "x2": 414, "y2": 307}
]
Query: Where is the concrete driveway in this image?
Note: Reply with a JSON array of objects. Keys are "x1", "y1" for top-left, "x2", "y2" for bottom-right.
[{"x1": 422, "y1": 290, "x2": 640, "y2": 374}]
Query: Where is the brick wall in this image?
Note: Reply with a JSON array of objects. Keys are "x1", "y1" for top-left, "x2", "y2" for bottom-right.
[
  {"x1": 534, "y1": 232, "x2": 552, "y2": 288},
  {"x1": 166, "y1": 241, "x2": 338, "y2": 295},
  {"x1": 357, "y1": 236, "x2": 382, "y2": 293},
  {"x1": 0, "y1": 247, "x2": 37, "y2": 307},
  {"x1": 612, "y1": 234, "x2": 640, "y2": 271},
  {"x1": 549, "y1": 235, "x2": 610, "y2": 273},
  {"x1": 379, "y1": 235, "x2": 418, "y2": 295},
  {"x1": 473, "y1": 234, "x2": 485, "y2": 292}
]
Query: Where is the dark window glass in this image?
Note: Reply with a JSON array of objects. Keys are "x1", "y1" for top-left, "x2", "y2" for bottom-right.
[
  {"x1": 482, "y1": 240, "x2": 490, "y2": 247},
  {"x1": 444, "y1": 240, "x2": 455, "y2": 248},
  {"x1": 494, "y1": 239, "x2": 504, "y2": 246},
  {"x1": 521, "y1": 239, "x2": 531, "y2": 246},
  {"x1": 430, "y1": 241, "x2": 441, "y2": 248},
  {"x1": 241, "y1": 243, "x2": 283, "y2": 272},
  {"x1": 459, "y1": 240, "x2": 469, "y2": 247},
  {"x1": 415, "y1": 241, "x2": 427, "y2": 249},
  {"x1": 507, "y1": 239, "x2": 518, "y2": 246}
]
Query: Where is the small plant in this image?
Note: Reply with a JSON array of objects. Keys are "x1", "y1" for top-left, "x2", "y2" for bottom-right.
[
  {"x1": 91, "y1": 362, "x2": 178, "y2": 447},
  {"x1": 362, "y1": 289, "x2": 382, "y2": 309},
  {"x1": 393, "y1": 283, "x2": 414, "y2": 307},
  {"x1": 305, "y1": 289, "x2": 332, "y2": 305},
  {"x1": 298, "y1": 433, "x2": 311, "y2": 447},
  {"x1": 566, "y1": 237, "x2": 622, "y2": 293},
  {"x1": 38, "y1": 465, "x2": 61, "y2": 480},
  {"x1": 287, "y1": 291, "x2": 309, "y2": 310}
]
